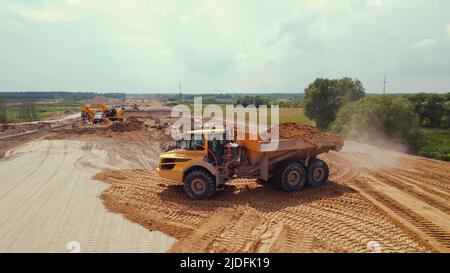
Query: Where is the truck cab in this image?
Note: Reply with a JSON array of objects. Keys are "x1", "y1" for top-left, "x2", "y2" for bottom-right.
[
  {"x1": 93, "y1": 110, "x2": 104, "y2": 124},
  {"x1": 157, "y1": 129, "x2": 229, "y2": 200}
]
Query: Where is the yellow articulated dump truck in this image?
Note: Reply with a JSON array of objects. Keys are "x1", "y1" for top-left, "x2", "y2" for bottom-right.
[{"x1": 157, "y1": 127, "x2": 344, "y2": 200}]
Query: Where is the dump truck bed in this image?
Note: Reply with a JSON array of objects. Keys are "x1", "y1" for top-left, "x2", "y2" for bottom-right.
[
  {"x1": 235, "y1": 124, "x2": 344, "y2": 166},
  {"x1": 260, "y1": 135, "x2": 344, "y2": 153}
]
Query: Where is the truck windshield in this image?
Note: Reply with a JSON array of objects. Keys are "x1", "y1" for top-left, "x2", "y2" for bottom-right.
[
  {"x1": 177, "y1": 135, "x2": 205, "y2": 151},
  {"x1": 177, "y1": 140, "x2": 204, "y2": 151}
]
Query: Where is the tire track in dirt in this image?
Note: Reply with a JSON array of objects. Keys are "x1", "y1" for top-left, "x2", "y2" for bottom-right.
[
  {"x1": 387, "y1": 171, "x2": 450, "y2": 200},
  {"x1": 94, "y1": 169, "x2": 428, "y2": 252},
  {"x1": 323, "y1": 142, "x2": 450, "y2": 252},
  {"x1": 267, "y1": 225, "x2": 316, "y2": 252},
  {"x1": 348, "y1": 179, "x2": 450, "y2": 251},
  {"x1": 369, "y1": 172, "x2": 450, "y2": 215},
  {"x1": 397, "y1": 170, "x2": 450, "y2": 194},
  {"x1": 0, "y1": 141, "x2": 53, "y2": 200}
]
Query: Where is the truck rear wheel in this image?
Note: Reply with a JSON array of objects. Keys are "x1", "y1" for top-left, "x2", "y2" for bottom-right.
[
  {"x1": 276, "y1": 161, "x2": 306, "y2": 192},
  {"x1": 183, "y1": 170, "x2": 216, "y2": 200},
  {"x1": 306, "y1": 159, "x2": 329, "y2": 187}
]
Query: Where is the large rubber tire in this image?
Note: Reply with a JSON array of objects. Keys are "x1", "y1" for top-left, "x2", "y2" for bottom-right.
[
  {"x1": 183, "y1": 170, "x2": 216, "y2": 200},
  {"x1": 276, "y1": 161, "x2": 306, "y2": 192},
  {"x1": 306, "y1": 159, "x2": 329, "y2": 188}
]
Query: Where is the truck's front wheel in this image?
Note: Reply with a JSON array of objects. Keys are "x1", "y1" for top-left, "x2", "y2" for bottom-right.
[
  {"x1": 184, "y1": 170, "x2": 216, "y2": 200},
  {"x1": 276, "y1": 161, "x2": 306, "y2": 192},
  {"x1": 306, "y1": 159, "x2": 329, "y2": 187}
]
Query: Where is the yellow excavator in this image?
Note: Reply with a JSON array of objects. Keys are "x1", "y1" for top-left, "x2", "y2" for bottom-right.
[{"x1": 81, "y1": 104, "x2": 124, "y2": 124}]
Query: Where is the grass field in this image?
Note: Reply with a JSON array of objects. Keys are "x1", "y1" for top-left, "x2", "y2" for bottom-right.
[
  {"x1": 237, "y1": 107, "x2": 314, "y2": 125},
  {"x1": 6, "y1": 101, "x2": 82, "y2": 123},
  {"x1": 278, "y1": 108, "x2": 314, "y2": 125},
  {"x1": 182, "y1": 102, "x2": 313, "y2": 125}
]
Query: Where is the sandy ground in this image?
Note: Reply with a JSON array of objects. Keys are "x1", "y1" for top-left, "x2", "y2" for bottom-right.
[
  {"x1": 1, "y1": 118, "x2": 449, "y2": 253},
  {"x1": 325, "y1": 142, "x2": 450, "y2": 252},
  {"x1": 94, "y1": 168, "x2": 428, "y2": 252},
  {"x1": 0, "y1": 139, "x2": 175, "y2": 252},
  {"x1": 5, "y1": 112, "x2": 81, "y2": 126},
  {"x1": 93, "y1": 141, "x2": 450, "y2": 253}
]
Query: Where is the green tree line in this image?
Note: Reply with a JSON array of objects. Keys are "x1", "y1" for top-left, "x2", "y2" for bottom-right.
[
  {"x1": 405, "y1": 93, "x2": 449, "y2": 129},
  {"x1": 302, "y1": 77, "x2": 449, "y2": 160},
  {"x1": 235, "y1": 95, "x2": 271, "y2": 107},
  {"x1": 331, "y1": 96, "x2": 424, "y2": 152}
]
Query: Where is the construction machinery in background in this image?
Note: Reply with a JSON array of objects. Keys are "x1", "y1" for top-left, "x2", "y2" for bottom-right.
[
  {"x1": 157, "y1": 125, "x2": 344, "y2": 200},
  {"x1": 81, "y1": 104, "x2": 124, "y2": 124}
]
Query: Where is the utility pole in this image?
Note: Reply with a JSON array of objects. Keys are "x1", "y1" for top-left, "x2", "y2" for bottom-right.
[
  {"x1": 178, "y1": 82, "x2": 182, "y2": 99},
  {"x1": 383, "y1": 71, "x2": 387, "y2": 95}
]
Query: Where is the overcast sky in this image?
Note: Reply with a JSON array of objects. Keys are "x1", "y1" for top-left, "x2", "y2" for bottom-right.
[{"x1": 0, "y1": 0, "x2": 449, "y2": 93}]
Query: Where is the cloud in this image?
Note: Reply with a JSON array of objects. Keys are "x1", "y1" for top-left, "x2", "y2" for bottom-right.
[
  {"x1": 9, "y1": 3, "x2": 79, "y2": 23},
  {"x1": 66, "y1": 0, "x2": 82, "y2": 6},
  {"x1": 0, "y1": 0, "x2": 449, "y2": 93},
  {"x1": 179, "y1": 15, "x2": 191, "y2": 26},
  {"x1": 367, "y1": 0, "x2": 382, "y2": 6},
  {"x1": 410, "y1": 38, "x2": 438, "y2": 48}
]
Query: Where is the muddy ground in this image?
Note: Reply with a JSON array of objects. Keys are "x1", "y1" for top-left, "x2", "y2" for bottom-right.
[{"x1": 1, "y1": 118, "x2": 449, "y2": 252}]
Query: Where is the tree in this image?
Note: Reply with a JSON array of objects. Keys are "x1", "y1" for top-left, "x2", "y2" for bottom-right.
[
  {"x1": 19, "y1": 100, "x2": 38, "y2": 120},
  {"x1": 331, "y1": 96, "x2": 425, "y2": 152},
  {"x1": 337, "y1": 77, "x2": 366, "y2": 104},
  {"x1": 0, "y1": 97, "x2": 7, "y2": 126},
  {"x1": 235, "y1": 95, "x2": 270, "y2": 108},
  {"x1": 405, "y1": 93, "x2": 449, "y2": 129},
  {"x1": 303, "y1": 77, "x2": 365, "y2": 130}
]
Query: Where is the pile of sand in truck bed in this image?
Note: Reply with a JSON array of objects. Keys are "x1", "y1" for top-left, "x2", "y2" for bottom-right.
[{"x1": 276, "y1": 123, "x2": 332, "y2": 140}]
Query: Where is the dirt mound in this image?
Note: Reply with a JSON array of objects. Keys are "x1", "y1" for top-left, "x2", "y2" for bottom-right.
[
  {"x1": 109, "y1": 117, "x2": 144, "y2": 132},
  {"x1": 126, "y1": 116, "x2": 144, "y2": 126},
  {"x1": 125, "y1": 98, "x2": 162, "y2": 107},
  {"x1": 278, "y1": 123, "x2": 332, "y2": 139},
  {"x1": 45, "y1": 121, "x2": 172, "y2": 144},
  {"x1": 63, "y1": 128, "x2": 167, "y2": 142},
  {"x1": 93, "y1": 168, "x2": 429, "y2": 253}
]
